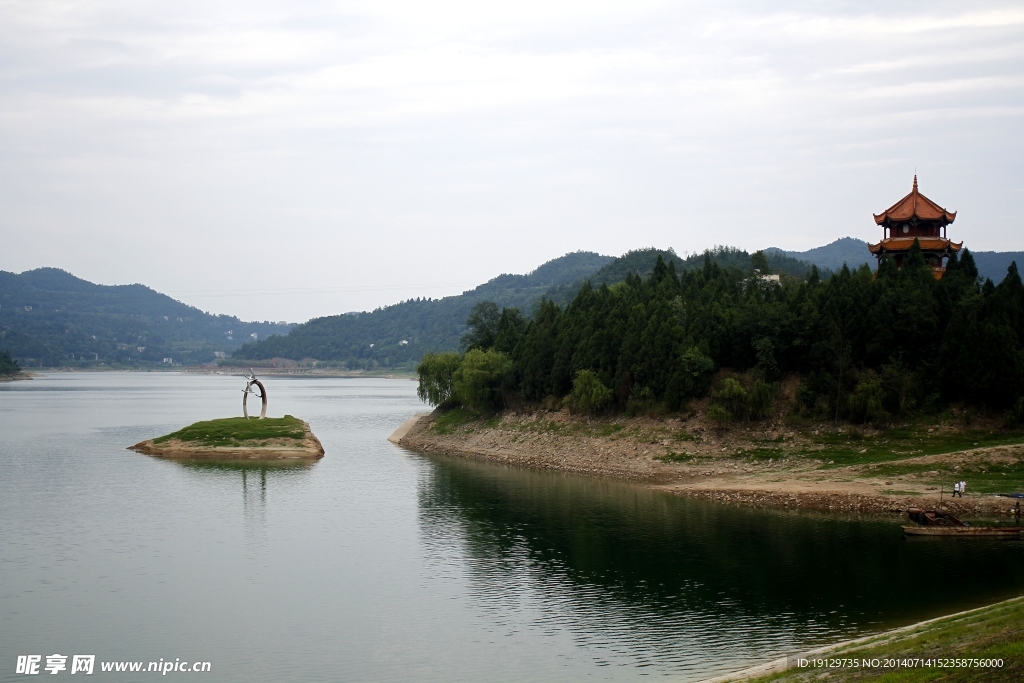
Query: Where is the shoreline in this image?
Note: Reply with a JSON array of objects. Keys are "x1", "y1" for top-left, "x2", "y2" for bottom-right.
[
  {"x1": 188, "y1": 366, "x2": 416, "y2": 379},
  {"x1": 392, "y1": 411, "x2": 1024, "y2": 517},
  {"x1": 700, "y1": 594, "x2": 1024, "y2": 682},
  {"x1": 0, "y1": 372, "x2": 34, "y2": 381},
  {"x1": 5, "y1": 367, "x2": 416, "y2": 379}
]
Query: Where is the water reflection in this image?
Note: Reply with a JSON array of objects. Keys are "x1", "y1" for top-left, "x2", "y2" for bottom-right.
[
  {"x1": 418, "y1": 454, "x2": 1024, "y2": 678},
  {"x1": 171, "y1": 460, "x2": 316, "y2": 547}
]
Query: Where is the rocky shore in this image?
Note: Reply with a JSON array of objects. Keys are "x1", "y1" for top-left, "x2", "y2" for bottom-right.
[{"x1": 394, "y1": 410, "x2": 1023, "y2": 517}]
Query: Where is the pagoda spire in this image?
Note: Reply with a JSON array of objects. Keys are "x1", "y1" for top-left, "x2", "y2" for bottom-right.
[{"x1": 913, "y1": 174, "x2": 918, "y2": 192}]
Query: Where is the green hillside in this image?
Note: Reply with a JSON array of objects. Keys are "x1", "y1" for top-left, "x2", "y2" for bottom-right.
[
  {"x1": 0, "y1": 268, "x2": 290, "y2": 367},
  {"x1": 231, "y1": 251, "x2": 614, "y2": 369},
  {"x1": 232, "y1": 247, "x2": 817, "y2": 368},
  {"x1": 767, "y1": 237, "x2": 871, "y2": 272}
]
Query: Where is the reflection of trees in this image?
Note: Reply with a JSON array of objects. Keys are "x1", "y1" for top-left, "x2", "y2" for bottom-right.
[{"x1": 418, "y1": 456, "x2": 1024, "y2": 675}]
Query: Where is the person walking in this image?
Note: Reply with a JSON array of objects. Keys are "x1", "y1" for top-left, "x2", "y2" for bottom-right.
[
  {"x1": 953, "y1": 481, "x2": 960, "y2": 498},
  {"x1": 960, "y1": 480, "x2": 967, "y2": 497}
]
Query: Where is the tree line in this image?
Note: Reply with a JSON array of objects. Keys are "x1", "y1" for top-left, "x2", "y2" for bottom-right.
[
  {"x1": 231, "y1": 248, "x2": 815, "y2": 370},
  {"x1": 0, "y1": 350, "x2": 21, "y2": 377},
  {"x1": 417, "y1": 243, "x2": 1024, "y2": 424}
]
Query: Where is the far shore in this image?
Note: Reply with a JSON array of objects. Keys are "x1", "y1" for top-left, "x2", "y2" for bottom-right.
[
  {"x1": 6, "y1": 366, "x2": 416, "y2": 379},
  {"x1": 188, "y1": 365, "x2": 416, "y2": 379},
  {"x1": 392, "y1": 409, "x2": 1024, "y2": 517}
]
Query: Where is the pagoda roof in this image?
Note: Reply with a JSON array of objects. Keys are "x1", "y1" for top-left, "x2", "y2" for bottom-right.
[
  {"x1": 867, "y1": 237, "x2": 962, "y2": 254},
  {"x1": 873, "y1": 176, "x2": 956, "y2": 225}
]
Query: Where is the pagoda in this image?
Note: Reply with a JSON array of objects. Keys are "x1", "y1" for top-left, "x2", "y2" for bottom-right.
[{"x1": 868, "y1": 176, "x2": 961, "y2": 279}]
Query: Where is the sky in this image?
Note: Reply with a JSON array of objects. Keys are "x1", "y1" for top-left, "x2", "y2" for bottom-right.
[{"x1": 2, "y1": 0, "x2": 1023, "y2": 322}]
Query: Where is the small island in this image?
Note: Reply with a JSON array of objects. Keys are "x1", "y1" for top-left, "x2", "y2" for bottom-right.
[
  {"x1": 130, "y1": 415, "x2": 324, "y2": 460},
  {"x1": 0, "y1": 350, "x2": 30, "y2": 381}
]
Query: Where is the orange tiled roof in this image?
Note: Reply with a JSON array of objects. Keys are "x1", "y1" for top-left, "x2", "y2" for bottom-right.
[
  {"x1": 873, "y1": 176, "x2": 957, "y2": 225},
  {"x1": 867, "y1": 237, "x2": 963, "y2": 254}
]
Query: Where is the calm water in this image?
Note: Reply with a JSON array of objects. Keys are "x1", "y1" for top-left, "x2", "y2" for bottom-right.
[{"x1": 2, "y1": 373, "x2": 1024, "y2": 682}]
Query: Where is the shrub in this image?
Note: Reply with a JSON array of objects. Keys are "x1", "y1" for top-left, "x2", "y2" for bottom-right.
[
  {"x1": 679, "y1": 347, "x2": 715, "y2": 396},
  {"x1": 710, "y1": 375, "x2": 777, "y2": 421},
  {"x1": 453, "y1": 349, "x2": 513, "y2": 412},
  {"x1": 715, "y1": 377, "x2": 749, "y2": 420},
  {"x1": 796, "y1": 371, "x2": 836, "y2": 418},
  {"x1": 416, "y1": 352, "x2": 463, "y2": 407},
  {"x1": 880, "y1": 361, "x2": 917, "y2": 415},
  {"x1": 748, "y1": 379, "x2": 777, "y2": 419},
  {"x1": 706, "y1": 404, "x2": 732, "y2": 422},
  {"x1": 1005, "y1": 396, "x2": 1024, "y2": 428},
  {"x1": 626, "y1": 385, "x2": 664, "y2": 417},
  {"x1": 568, "y1": 369, "x2": 613, "y2": 415},
  {"x1": 850, "y1": 370, "x2": 888, "y2": 423}
]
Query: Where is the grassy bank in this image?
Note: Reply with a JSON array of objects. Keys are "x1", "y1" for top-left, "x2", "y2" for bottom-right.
[
  {"x1": 729, "y1": 595, "x2": 1024, "y2": 683},
  {"x1": 153, "y1": 416, "x2": 307, "y2": 447}
]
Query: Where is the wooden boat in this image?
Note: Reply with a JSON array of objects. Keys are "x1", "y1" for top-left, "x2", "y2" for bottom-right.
[
  {"x1": 902, "y1": 525, "x2": 1024, "y2": 537},
  {"x1": 906, "y1": 507, "x2": 965, "y2": 526},
  {"x1": 903, "y1": 507, "x2": 1024, "y2": 537}
]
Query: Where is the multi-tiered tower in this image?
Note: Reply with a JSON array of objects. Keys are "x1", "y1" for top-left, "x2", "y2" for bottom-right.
[{"x1": 868, "y1": 176, "x2": 961, "y2": 279}]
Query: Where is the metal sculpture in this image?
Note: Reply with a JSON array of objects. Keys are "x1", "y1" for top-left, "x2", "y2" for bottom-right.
[{"x1": 242, "y1": 369, "x2": 268, "y2": 419}]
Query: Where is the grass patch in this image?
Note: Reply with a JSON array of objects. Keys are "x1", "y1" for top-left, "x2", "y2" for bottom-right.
[
  {"x1": 153, "y1": 416, "x2": 306, "y2": 447},
  {"x1": 732, "y1": 447, "x2": 785, "y2": 461},
  {"x1": 512, "y1": 419, "x2": 627, "y2": 439},
  {"x1": 796, "y1": 428, "x2": 1024, "y2": 468},
  {"x1": 431, "y1": 408, "x2": 476, "y2": 435},
  {"x1": 867, "y1": 459, "x2": 1024, "y2": 494},
  {"x1": 656, "y1": 451, "x2": 699, "y2": 463},
  {"x1": 596, "y1": 423, "x2": 626, "y2": 437},
  {"x1": 745, "y1": 595, "x2": 1024, "y2": 683}
]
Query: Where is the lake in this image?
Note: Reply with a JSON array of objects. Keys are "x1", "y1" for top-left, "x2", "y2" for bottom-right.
[{"x1": 2, "y1": 373, "x2": 1023, "y2": 682}]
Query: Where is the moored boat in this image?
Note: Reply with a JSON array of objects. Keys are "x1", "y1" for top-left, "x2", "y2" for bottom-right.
[
  {"x1": 906, "y1": 507, "x2": 965, "y2": 527},
  {"x1": 902, "y1": 525, "x2": 1024, "y2": 537},
  {"x1": 903, "y1": 507, "x2": 1024, "y2": 537}
]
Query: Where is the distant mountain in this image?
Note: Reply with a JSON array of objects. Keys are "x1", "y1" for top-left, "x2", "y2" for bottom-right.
[
  {"x1": 233, "y1": 246, "x2": 819, "y2": 368},
  {"x1": 970, "y1": 251, "x2": 1024, "y2": 285},
  {"x1": 767, "y1": 237, "x2": 1023, "y2": 283},
  {"x1": 10, "y1": 239, "x2": 1018, "y2": 371},
  {"x1": 232, "y1": 251, "x2": 615, "y2": 369},
  {"x1": 766, "y1": 237, "x2": 872, "y2": 273},
  {"x1": 0, "y1": 268, "x2": 289, "y2": 367}
]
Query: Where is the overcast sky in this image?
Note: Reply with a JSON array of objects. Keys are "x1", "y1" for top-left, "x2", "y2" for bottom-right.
[{"x1": 2, "y1": 0, "x2": 1022, "y2": 322}]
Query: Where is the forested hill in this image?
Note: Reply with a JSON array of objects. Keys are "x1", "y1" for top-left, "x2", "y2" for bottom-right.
[
  {"x1": 416, "y1": 246, "x2": 1024, "y2": 419},
  {"x1": 232, "y1": 247, "x2": 817, "y2": 369},
  {"x1": 231, "y1": 251, "x2": 614, "y2": 368},
  {"x1": 767, "y1": 238, "x2": 872, "y2": 272},
  {"x1": 0, "y1": 268, "x2": 289, "y2": 367}
]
